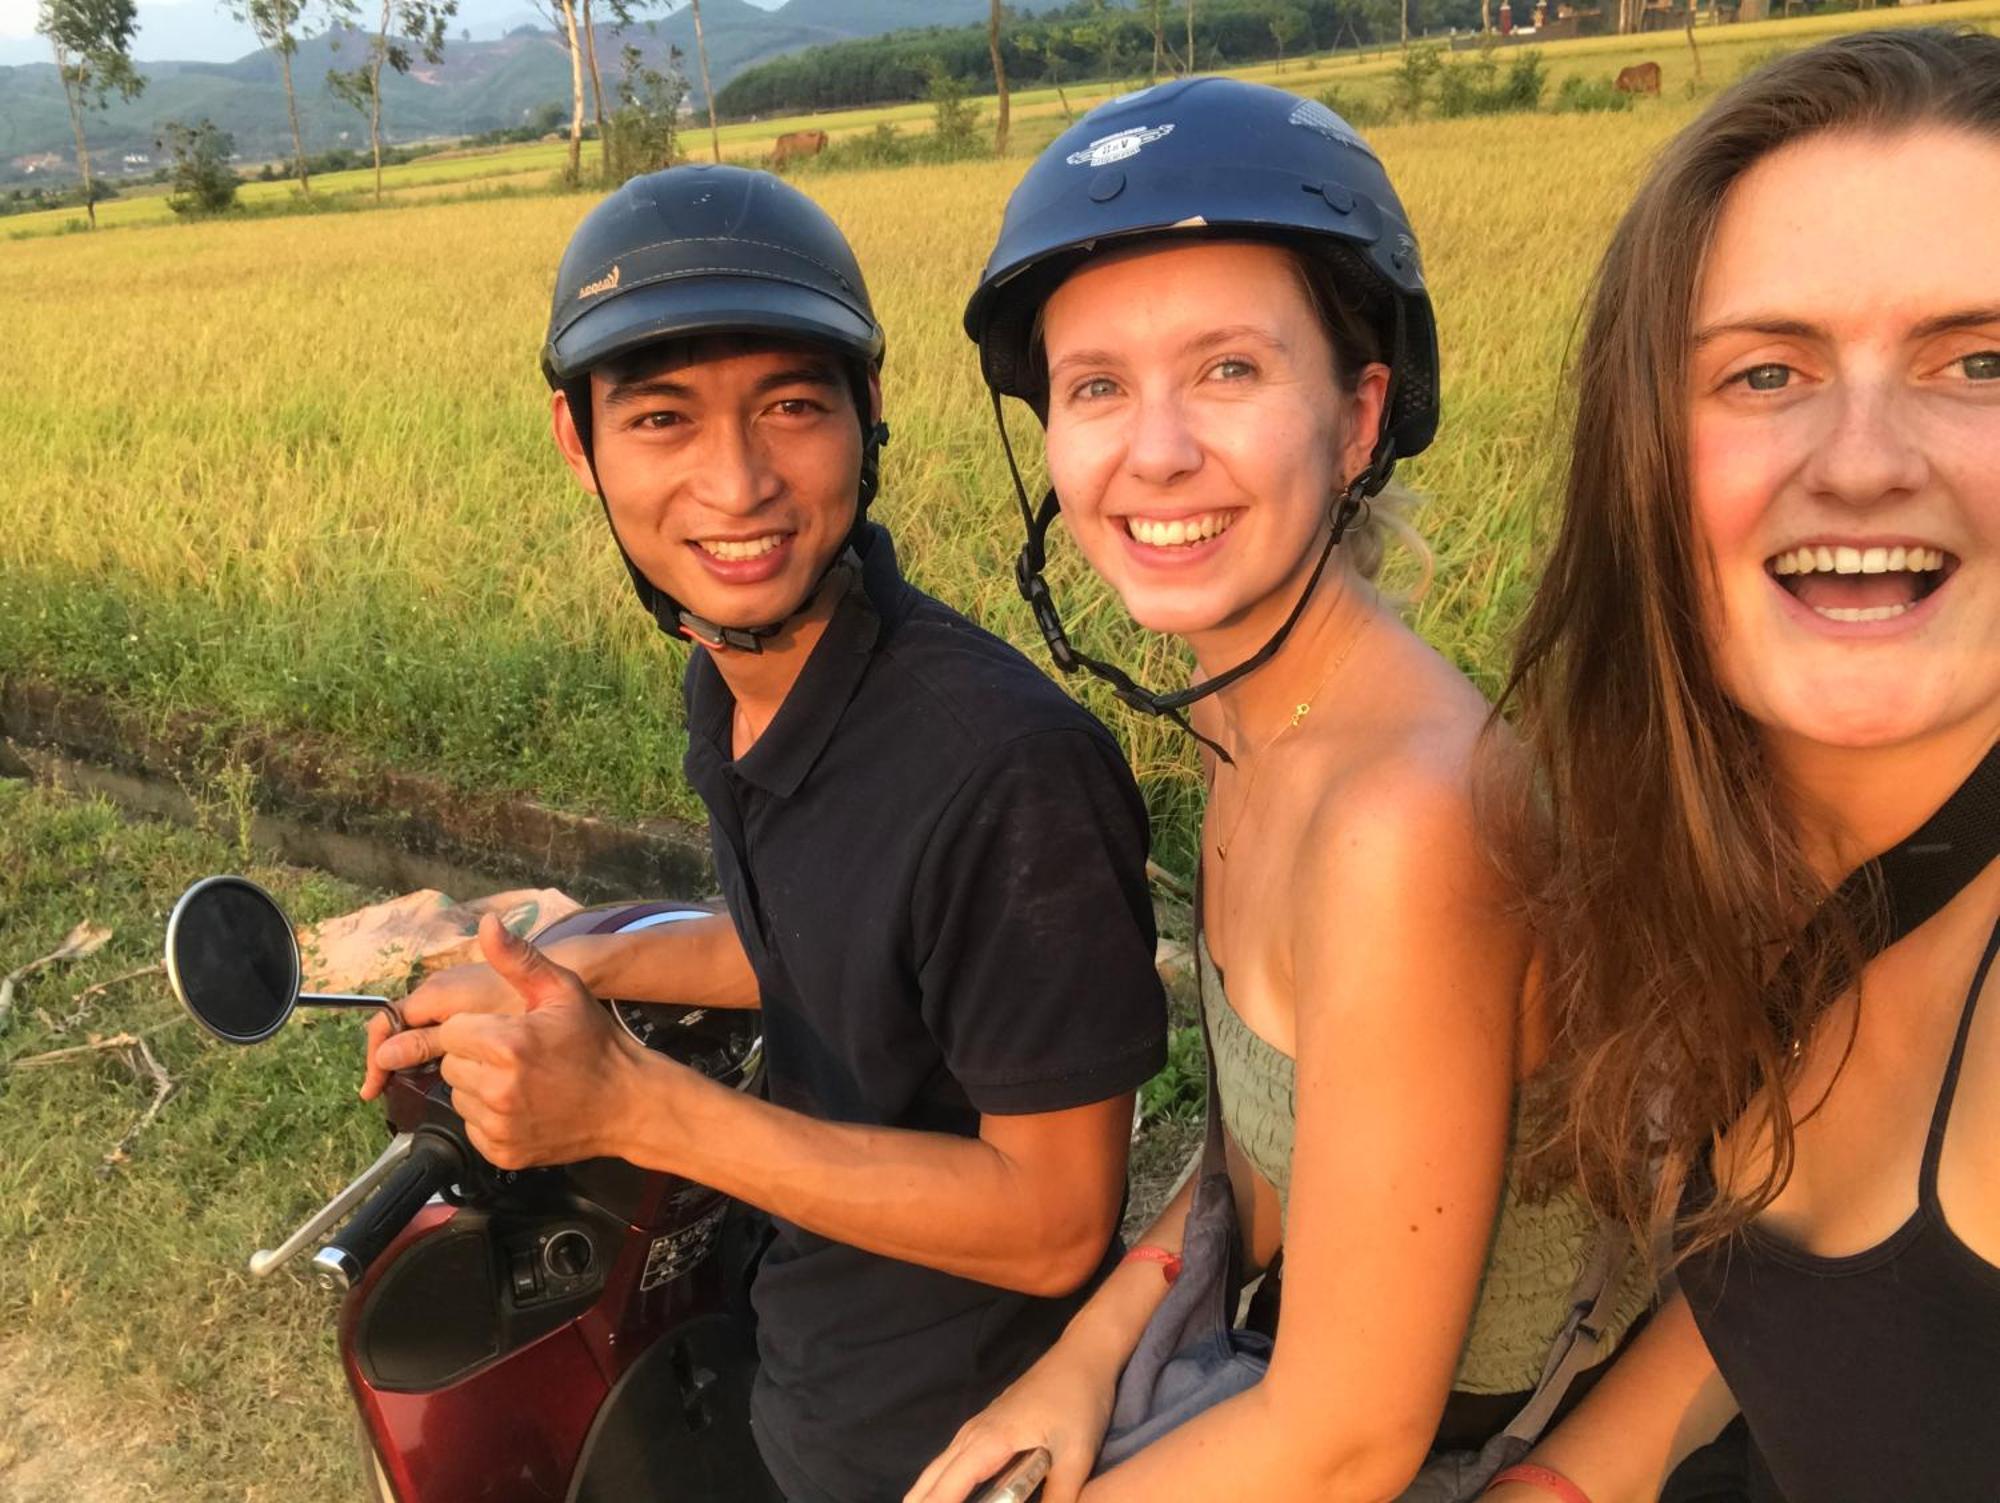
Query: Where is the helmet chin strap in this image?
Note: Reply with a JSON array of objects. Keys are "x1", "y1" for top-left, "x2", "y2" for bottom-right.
[
  {"x1": 569, "y1": 375, "x2": 887, "y2": 654},
  {"x1": 993, "y1": 388, "x2": 1393, "y2": 768}
]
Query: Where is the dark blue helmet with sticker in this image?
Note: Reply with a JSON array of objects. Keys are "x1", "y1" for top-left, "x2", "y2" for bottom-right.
[
  {"x1": 965, "y1": 75, "x2": 1438, "y2": 470},
  {"x1": 963, "y1": 78, "x2": 1442, "y2": 748}
]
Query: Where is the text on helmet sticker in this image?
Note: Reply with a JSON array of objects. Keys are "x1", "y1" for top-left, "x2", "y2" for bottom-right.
[
  {"x1": 1066, "y1": 123, "x2": 1174, "y2": 168},
  {"x1": 578, "y1": 263, "x2": 622, "y2": 300}
]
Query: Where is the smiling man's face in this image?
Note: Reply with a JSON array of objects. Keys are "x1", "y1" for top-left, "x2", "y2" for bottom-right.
[{"x1": 553, "y1": 334, "x2": 869, "y2": 635}]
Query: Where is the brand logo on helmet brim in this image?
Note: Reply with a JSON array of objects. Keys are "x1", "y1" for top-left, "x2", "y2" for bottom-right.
[
  {"x1": 578, "y1": 264, "x2": 622, "y2": 300},
  {"x1": 1066, "y1": 124, "x2": 1174, "y2": 168}
]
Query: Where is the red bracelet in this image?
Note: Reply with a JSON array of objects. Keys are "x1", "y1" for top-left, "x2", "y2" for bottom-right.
[
  {"x1": 1486, "y1": 1464, "x2": 1591, "y2": 1503},
  {"x1": 1120, "y1": 1245, "x2": 1182, "y2": 1284}
]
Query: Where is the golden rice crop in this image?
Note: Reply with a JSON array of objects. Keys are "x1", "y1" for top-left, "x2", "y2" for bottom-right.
[{"x1": 5, "y1": 0, "x2": 1991, "y2": 862}]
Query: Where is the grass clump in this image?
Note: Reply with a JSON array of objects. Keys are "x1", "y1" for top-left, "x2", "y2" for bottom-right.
[
  {"x1": 1435, "y1": 47, "x2": 1550, "y2": 118},
  {"x1": 1552, "y1": 73, "x2": 1636, "y2": 112}
]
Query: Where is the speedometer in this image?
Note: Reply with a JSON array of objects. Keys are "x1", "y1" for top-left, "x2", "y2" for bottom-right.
[{"x1": 610, "y1": 1000, "x2": 762, "y2": 1092}]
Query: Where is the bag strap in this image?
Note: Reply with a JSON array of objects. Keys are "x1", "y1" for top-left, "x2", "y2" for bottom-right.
[{"x1": 1495, "y1": 1219, "x2": 1632, "y2": 1446}]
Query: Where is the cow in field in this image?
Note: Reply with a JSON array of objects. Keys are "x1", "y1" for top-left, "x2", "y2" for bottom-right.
[
  {"x1": 1615, "y1": 61, "x2": 1663, "y2": 94},
  {"x1": 771, "y1": 129, "x2": 829, "y2": 168}
]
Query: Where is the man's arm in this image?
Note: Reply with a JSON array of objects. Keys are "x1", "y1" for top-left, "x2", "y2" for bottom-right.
[
  {"x1": 384, "y1": 917, "x2": 1134, "y2": 1296},
  {"x1": 553, "y1": 911, "x2": 761, "y2": 1009},
  {"x1": 618, "y1": 1052, "x2": 1136, "y2": 1296}
]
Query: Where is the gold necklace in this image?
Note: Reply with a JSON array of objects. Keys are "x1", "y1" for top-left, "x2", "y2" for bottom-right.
[{"x1": 1209, "y1": 613, "x2": 1372, "y2": 862}]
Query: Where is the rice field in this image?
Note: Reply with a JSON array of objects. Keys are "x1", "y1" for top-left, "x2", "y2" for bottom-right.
[{"x1": 5, "y1": 0, "x2": 1994, "y2": 874}]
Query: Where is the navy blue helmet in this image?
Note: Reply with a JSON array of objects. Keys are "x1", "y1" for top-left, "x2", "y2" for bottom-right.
[
  {"x1": 966, "y1": 75, "x2": 1438, "y2": 475},
  {"x1": 543, "y1": 164, "x2": 883, "y2": 397}
]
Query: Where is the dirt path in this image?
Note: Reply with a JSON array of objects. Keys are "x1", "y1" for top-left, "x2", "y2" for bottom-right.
[{"x1": 0, "y1": 1340, "x2": 168, "y2": 1502}]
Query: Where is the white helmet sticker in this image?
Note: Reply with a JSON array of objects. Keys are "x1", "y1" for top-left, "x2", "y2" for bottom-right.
[
  {"x1": 1066, "y1": 123, "x2": 1175, "y2": 168},
  {"x1": 1286, "y1": 99, "x2": 1379, "y2": 160}
]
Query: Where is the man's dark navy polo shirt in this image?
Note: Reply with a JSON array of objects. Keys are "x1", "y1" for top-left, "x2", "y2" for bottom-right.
[{"x1": 681, "y1": 524, "x2": 1167, "y2": 1503}]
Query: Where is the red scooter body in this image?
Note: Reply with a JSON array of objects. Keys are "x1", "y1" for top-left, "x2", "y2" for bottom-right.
[{"x1": 327, "y1": 903, "x2": 779, "y2": 1503}]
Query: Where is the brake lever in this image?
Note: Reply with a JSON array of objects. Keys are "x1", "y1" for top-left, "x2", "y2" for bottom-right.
[{"x1": 248, "y1": 1131, "x2": 419, "y2": 1279}]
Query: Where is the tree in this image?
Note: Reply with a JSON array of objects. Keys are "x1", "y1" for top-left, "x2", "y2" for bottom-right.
[
  {"x1": 1267, "y1": 4, "x2": 1304, "y2": 70},
  {"x1": 926, "y1": 58, "x2": 979, "y2": 152},
  {"x1": 581, "y1": 0, "x2": 608, "y2": 177},
  {"x1": 535, "y1": 0, "x2": 588, "y2": 182},
  {"x1": 1185, "y1": 0, "x2": 1195, "y2": 73},
  {"x1": 327, "y1": 0, "x2": 455, "y2": 203},
  {"x1": 685, "y1": 0, "x2": 719, "y2": 163},
  {"x1": 36, "y1": 0, "x2": 143, "y2": 230},
  {"x1": 1017, "y1": 28, "x2": 1073, "y2": 121},
  {"x1": 234, "y1": 0, "x2": 319, "y2": 193},
  {"x1": 604, "y1": 39, "x2": 686, "y2": 183},
  {"x1": 987, "y1": 0, "x2": 1008, "y2": 156},
  {"x1": 158, "y1": 117, "x2": 238, "y2": 215}
]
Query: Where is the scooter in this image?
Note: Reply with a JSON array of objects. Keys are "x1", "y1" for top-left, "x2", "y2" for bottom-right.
[{"x1": 163, "y1": 874, "x2": 783, "y2": 1503}]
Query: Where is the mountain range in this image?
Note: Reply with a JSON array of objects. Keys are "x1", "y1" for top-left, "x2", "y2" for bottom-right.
[{"x1": 0, "y1": 0, "x2": 1043, "y2": 180}]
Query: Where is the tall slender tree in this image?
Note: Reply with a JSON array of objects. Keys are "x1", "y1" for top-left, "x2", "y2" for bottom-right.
[
  {"x1": 327, "y1": 0, "x2": 454, "y2": 204},
  {"x1": 686, "y1": 0, "x2": 719, "y2": 163},
  {"x1": 581, "y1": 0, "x2": 608, "y2": 176},
  {"x1": 1268, "y1": 4, "x2": 1303, "y2": 70},
  {"x1": 1185, "y1": 0, "x2": 1195, "y2": 73},
  {"x1": 234, "y1": 0, "x2": 317, "y2": 192},
  {"x1": 534, "y1": 0, "x2": 588, "y2": 181},
  {"x1": 557, "y1": 0, "x2": 586, "y2": 179},
  {"x1": 988, "y1": 0, "x2": 1008, "y2": 156},
  {"x1": 37, "y1": 0, "x2": 143, "y2": 229}
]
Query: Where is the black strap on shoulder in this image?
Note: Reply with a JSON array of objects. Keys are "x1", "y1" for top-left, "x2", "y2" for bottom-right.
[
  {"x1": 1771, "y1": 742, "x2": 2000, "y2": 1048},
  {"x1": 1839, "y1": 741, "x2": 1999, "y2": 955}
]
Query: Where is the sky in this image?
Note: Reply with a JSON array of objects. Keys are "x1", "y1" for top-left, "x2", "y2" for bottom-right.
[{"x1": 0, "y1": 0, "x2": 783, "y2": 65}]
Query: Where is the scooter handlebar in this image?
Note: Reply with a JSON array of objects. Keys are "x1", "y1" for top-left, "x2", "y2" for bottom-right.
[{"x1": 313, "y1": 1131, "x2": 466, "y2": 1292}]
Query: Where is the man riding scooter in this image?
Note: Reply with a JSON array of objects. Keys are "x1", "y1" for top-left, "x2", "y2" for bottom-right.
[{"x1": 363, "y1": 166, "x2": 1168, "y2": 1502}]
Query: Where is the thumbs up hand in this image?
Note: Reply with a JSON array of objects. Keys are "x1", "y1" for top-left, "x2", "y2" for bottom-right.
[{"x1": 370, "y1": 915, "x2": 647, "y2": 1170}]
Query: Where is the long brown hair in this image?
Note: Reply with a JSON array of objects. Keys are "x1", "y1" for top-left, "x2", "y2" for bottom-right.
[{"x1": 1497, "y1": 27, "x2": 2000, "y2": 1254}]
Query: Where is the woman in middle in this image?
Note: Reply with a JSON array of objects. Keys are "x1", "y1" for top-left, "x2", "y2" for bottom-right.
[{"x1": 908, "y1": 78, "x2": 1651, "y2": 1503}]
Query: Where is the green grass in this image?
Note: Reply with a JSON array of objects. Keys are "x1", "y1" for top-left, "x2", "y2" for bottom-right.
[
  {"x1": 0, "y1": 772, "x2": 1194, "y2": 1495},
  {"x1": 0, "y1": 777, "x2": 382, "y2": 1498}
]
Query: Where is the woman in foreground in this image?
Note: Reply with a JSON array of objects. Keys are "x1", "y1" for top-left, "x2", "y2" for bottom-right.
[
  {"x1": 908, "y1": 78, "x2": 1650, "y2": 1503},
  {"x1": 1485, "y1": 28, "x2": 1999, "y2": 1503}
]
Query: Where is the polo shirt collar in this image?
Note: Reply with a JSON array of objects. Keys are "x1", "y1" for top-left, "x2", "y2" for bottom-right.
[{"x1": 692, "y1": 524, "x2": 911, "y2": 799}]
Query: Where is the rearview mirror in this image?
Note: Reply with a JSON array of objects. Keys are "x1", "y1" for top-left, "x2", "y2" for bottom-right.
[{"x1": 165, "y1": 876, "x2": 398, "y2": 1044}]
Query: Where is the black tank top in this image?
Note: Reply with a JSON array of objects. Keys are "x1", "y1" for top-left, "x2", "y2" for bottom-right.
[{"x1": 1678, "y1": 750, "x2": 2000, "y2": 1502}]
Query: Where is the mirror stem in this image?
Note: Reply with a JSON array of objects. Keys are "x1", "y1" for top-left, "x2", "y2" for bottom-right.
[{"x1": 298, "y1": 993, "x2": 403, "y2": 1031}]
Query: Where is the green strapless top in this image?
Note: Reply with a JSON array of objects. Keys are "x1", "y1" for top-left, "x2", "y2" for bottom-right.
[{"x1": 1198, "y1": 933, "x2": 1653, "y2": 1395}]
